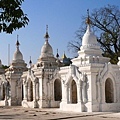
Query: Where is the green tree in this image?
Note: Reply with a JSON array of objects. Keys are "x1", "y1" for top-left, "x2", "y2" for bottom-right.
[
  {"x1": 68, "y1": 5, "x2": 120, "y2": 64},
  {"x1": 0, "y1": 0, "x2": 29, "y2": 33},
  {"x1": 2, "y1": 65, "x2": 9, "y2": 69}
]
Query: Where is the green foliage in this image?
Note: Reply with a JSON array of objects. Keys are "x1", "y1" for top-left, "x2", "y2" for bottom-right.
[
  {"x1": 2, "y1": 65, "x2": 9, "y2": 69},
  {"x1": 0, "y1": 0, "x2": 29, "y2": 33}
]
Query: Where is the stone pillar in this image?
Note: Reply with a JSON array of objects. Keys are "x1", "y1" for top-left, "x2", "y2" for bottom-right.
[
  {"x1": 33, "y1": 81, "x2": 37, "y2": 108},
  {"x1": 91, "y1": 73, "x2": 98, "y2": 104},
  {"x1": 47, "y1": 81, "x2": 51, "y2": 107},
  {"x1": 82, "y1": 81, "x2": 87, "y2": 103},
  {"x1": 77, "y1": 81, "x2": 84, "y2": 112},
  {"x1": 11, "y1": 80, "x2": 17, "y2": 106},
  {"x1": 33, "y1": 82, "x2": 36, "y2": 101},
  {"x1": 4, "y1": 84, "x2": 8, "y2": 106},
  {"x1": 0, "y1": 86, "x2": 1, "y2": 100},
  {"x1": 50, "y1": 82, "x2": 53, "y2": 101},
  {"x1": 1, "y1": 85, "x2": 3, "y2": 100},
  {"x1": 23, "y1": 84, "x2": 27, "y2": 100},
  {"x1": 27, "y1": 83, "x2": 30, "y2": 101},
  {"x1": 101, "y1": 83, "x2": 105, "y2": 103},
  {"x1": 97, "y1": 81, "x2": 100, "y2": 103},
  {"x1": 39, "y1": 80, "x2": 41, "y2": 100},
  {"x1": 36, "y1": 82, "x2": 39, "y2": 100},
  {"x1": 17, "y1": 85, "x2": 22, "y2": 105},
  {"x1": 62, "y1": 84, "x2": 67, "y2": 103},
  {"x1": 77, "y1": 81, "x2": 82, "y2": 103},
  {"x1": 68, "y1": 85, "x2": 71, "y2": 103}
]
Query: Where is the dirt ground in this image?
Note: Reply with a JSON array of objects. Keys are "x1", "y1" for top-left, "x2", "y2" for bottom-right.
[{"x1": 0, "y1": 106, "x2": 120, "y2": 120}]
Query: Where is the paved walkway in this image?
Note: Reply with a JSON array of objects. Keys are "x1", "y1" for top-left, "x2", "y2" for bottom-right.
[{"x1": 0, "y1": 106, "x2": 120, "y2": 120}]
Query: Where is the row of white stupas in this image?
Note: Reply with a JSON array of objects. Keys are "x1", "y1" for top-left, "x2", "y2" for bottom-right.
[{"x1": 0, "y1": 15, "x2": 120, "y2": 112}]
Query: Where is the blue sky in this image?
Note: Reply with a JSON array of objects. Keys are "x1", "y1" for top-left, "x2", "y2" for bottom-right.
[{"x1": 0, "y1": 0, "x2": 120, "y2": 65}]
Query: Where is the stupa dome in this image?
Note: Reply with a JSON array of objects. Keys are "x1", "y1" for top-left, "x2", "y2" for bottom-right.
[
  {"x1": 82, "y1": 25, "x2": 98, "y2": 47},
  {"x1": 40, "y1": 40, "x2": 54, "y2": 58},
  {"x1": 13, "y1": 49, "x2": 23, "y2": 60},
  {"x1": 13, "y1": 40, "x2": 23, "y2": 60}
]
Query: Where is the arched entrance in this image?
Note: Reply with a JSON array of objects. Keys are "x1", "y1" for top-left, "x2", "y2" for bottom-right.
[
  {"x1": 71, "y1": 80, "x2": 77, "y2": 103},
  {"x1": 27, "y1": 80, "x2": 33, "y2": 101},
  {"x1": 54, "y1": 79, "x2": 62, "y2": 101},
  {"x1": 105, "y1": 78, "x2": 114, "y2": 103}
]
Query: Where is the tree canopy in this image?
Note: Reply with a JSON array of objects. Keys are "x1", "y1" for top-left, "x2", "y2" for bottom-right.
[
  {"x1": 0, "y1": 0, "x2": 29, "y2": 33},
  {"x1": 68, "y1": 5, "x2": 120, "y2": 64}
]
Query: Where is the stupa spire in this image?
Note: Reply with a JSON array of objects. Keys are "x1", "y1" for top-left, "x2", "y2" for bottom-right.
[
  {"x1": 62, "y1": 51, "x2": 67, "y2": 59},
  {"x1": 56, "y1": 49, "x2": 59, "y2": 58},
  {"x1": 86, "y1": 9, "x2": 91, "y2": 25},
  {"x1": 13, "y1": 35, "x2": 23, "y2": 61},
  {"x1": 16, "y1": 35, "x2": 20, "y2": 47},
  {"x1": 85, "y1": 9, "x2": 92, "y2": 33},
  {"x1": 44, "y1": 25, "x2": 50, "y2": 41},
  {"x1": 29, "y1": 56, "x2": 32, "y2": 68}
]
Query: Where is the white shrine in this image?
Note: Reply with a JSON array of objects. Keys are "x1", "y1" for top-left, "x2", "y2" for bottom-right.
[{"x1": 0, "y1": 16, "x2": 120, "y2": 112}]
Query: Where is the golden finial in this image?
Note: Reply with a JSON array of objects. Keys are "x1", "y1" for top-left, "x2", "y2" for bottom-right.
[
  {"x1": 62, "y1": 51, "x2": 67, "y2": 59},
  {"x1": 86, "y1": 9, "x2": 91, "y2": 24},
  {"x1": 44, "y1": 25, "x2": 50, "y2": 39}
]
